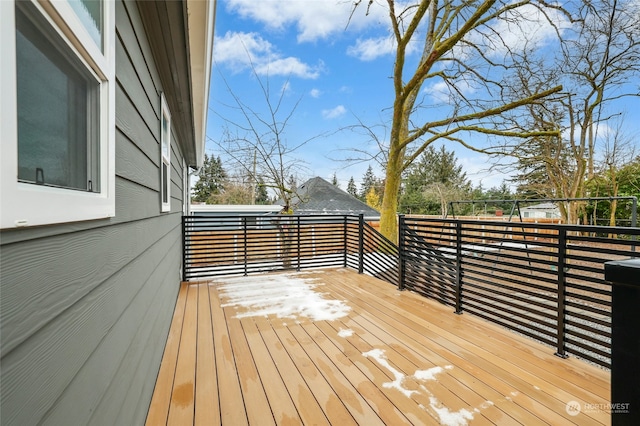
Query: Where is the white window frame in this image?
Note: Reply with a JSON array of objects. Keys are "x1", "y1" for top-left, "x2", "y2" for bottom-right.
[
  {"x1": 160, "y1": 93, "x2": 171, "y2": 213},
  {"x1": 182, "y1": 158, "x2": 189, "y2": 215},
  {"x1": 0, "y1": 0, "x2": 115, "y2": 229}
]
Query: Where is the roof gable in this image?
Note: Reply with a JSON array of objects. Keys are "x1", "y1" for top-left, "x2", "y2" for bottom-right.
[{"x1": 286, "y1": 177, "x2": 380, "y2": 217}]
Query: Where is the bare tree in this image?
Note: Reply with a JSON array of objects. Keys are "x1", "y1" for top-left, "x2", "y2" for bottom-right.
[
  {"x1": 351, "y1": 0, "x2": 566, "y2": 241},
  {"x1": 493, "y1": 0, "x2": 640, "y2": 224},
  {"x1": 210, "y1": 63, "x2": 321, "y2": 212},
  {"x1": 211, "y1": 60, "x2": 326, "y2": 268},
  {"x1": 590, "y1": 116, "x2": 638, "y2": 228}
]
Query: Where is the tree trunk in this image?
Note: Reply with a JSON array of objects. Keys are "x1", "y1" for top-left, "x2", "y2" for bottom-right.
[
  {"x1": 609, "y1": 166, "x2": 619, "y2": 231},
  {"x1": 380, "y1": 147, "x2": 405, "y2": 244}
]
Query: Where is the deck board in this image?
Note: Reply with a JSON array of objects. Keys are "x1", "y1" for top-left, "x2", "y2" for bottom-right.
[
  {"x1": 146, "y1": 268, "x2": 611, "y2": 425},
  {"x1": 209, "y1": 285, "x2": 248, "y2": 425},
  {"x1": 226, "y1": 309, "x2": 275, "y2": 425},
  {"x1": 194, "y1": 283, "x2": 218, "y2": 425},
  {"x1": 329, "y1": 273, "x2": 605, "y2": 425},
  {"x1": 145, "y1": 283, "x2": 188, "y2": 426},
  {"x1": 333, "y1": 270, "x2": 609, "y2": 425}
]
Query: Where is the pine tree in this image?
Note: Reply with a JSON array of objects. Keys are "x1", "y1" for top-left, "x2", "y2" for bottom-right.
[
  {"x1": 331, "y1": 173, "x2": 339, "y2": 187},
  {"x1": 359, "y1": 166, "x2": 378, "y2": 201},
  {"x1": 399, "y1": 145, "x2": 472, "y2": 215},
  {"x1": 255, "y1": 177, "x2": 269, "y2": 204},
  {"x1": 192, "y1": 154, "x2": 227, "y2": 203},
  {"x1": 346, "y1": 177, "x2": 358, "y2": 198}
]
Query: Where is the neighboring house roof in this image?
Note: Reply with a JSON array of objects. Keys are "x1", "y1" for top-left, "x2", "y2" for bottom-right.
[{"x1": 282, "y1": 177, "x2": 380, "y2": 217}]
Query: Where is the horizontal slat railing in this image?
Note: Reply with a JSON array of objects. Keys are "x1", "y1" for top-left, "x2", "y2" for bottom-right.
[
  {"x1": 359, "y1": 222, "x2": 399, "y2": 284},
  {"x1": 183, "y1": 215, "x2": 352, "y2": 279},
  {"x1": 183, "y1": 214, "x2": 399, "y2": 287},
  {"x1": 399, "y1": 216, "x2": 640, "y2": 368},
  {"x1": 183, "y1": 212, "x2": 636, "y2": 368}
]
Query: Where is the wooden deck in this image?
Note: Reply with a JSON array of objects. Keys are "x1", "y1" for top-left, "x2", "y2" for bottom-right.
[{"x1": 145, "y1": 268, "x2": 610, "y2": 425}]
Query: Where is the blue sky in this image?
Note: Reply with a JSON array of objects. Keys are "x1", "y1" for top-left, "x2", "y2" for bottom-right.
[{"x1": 205, "y1": 0, "x2": 640, "y2": 192}]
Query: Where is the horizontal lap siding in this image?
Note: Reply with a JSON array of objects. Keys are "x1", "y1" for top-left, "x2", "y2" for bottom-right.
[{"x1": 0, "y1": 1, "x2": 185, "y2": 425}]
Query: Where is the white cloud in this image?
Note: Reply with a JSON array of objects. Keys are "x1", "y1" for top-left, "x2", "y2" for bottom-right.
[
  {"x1": 214, "y1": 31, "x2": 322, "y2": 79},
  {"x1": 310, "y1": 88, "x2": 322, "y2": 98},
  {"x1": 469, "y1": 4, "x2": 571, "y2": 59},
  {"x1": 425, "y1": 80, "x2": 453, "y2": 104},
  {"x1": 213, "y1": 31, "x2": 271, "y2": 69},
  {"x1": 322, "y1": 105, "x2": 347, "y2": 119},
  {"x1": 424, "y1": 78, "x2": 478, "y2": 104},
  {"x1": 458, "y1": 155, "x2": 513, "y2": 190},
  {"x1": 226, "y1": 0, "x2": 389, "y2": 43},
  {"x1": 255, "y1": 57, "x2": 323, "y2": 79},
  {"x1": 347, "y1": 36, "x2": 396, "y2": 61},
  {"x1": 281, "y1": 81, "x2": 292, "y2": 95}
]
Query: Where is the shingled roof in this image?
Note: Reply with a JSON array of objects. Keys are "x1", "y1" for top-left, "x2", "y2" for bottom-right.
[{"x1": 284, "y1": 176, "x2": 380, "y2": 217}]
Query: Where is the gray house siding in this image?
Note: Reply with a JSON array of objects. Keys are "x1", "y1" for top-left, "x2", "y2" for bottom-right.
[{"x1": 0, "y1": 1, "x2": 186, "y2": 425}]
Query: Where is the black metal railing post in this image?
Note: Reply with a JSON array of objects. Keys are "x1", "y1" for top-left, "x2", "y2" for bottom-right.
[
  {"x1": 358, "y1": 214, "x2": 364, "y2": 274},
  {"x1": 454, "y1": 221, "x2": 463, "y2": 314},
  {"x1": 632, "y1": 196, "x2": 637, "y2": 252},
  {"x1": 555, "y1": 227, "x2": 568, "y2": 358},
  {"x1": 297, "y1": 216, "x2": 301, "y2": 271},
  {"x1": 243, "y1": 217, "x2": 248, "y2": 276},
  {"x1": 398, "y1": 215, "x2": 406, "y2": 291},
  {"x1": 182, "y1": 215, "x2": 187, "y2": 282},
  {"x1": 343, "y1": 216, "x2": 348, "y2": 267}
]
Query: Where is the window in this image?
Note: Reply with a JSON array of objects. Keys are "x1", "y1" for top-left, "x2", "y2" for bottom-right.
[
  {"x1": 16, "y1": 8, "x2": 100, "y2": 192},
  {"x1": 160, "y1": 93, "x2": 171, "y2": 212},
  {"x1": 0, "y1": 0, "x2": 115, "y2": 229},
  {"x1": 68, "y1": 0, "x2": 102, "y2": 49}
]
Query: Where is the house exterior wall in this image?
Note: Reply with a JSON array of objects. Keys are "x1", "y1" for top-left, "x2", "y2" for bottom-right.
[
  {"x1": 0, "y1": 1, "x2": 186, "y2": 425},
  {"x1": 521, "y1": 209, "x2": 561, "y2": 219}
]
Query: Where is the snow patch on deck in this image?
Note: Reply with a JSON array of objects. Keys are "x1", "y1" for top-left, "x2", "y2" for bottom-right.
[
  {"x1": 428, "y1": 397, "x2": 475, "y2": 426},
  {"x1": 216, "y1": 273, "x2": 351, "y2": 321},
  {"x1": 338, "y1": 328, "x2": 354, "y2": 338},
  {"x1": 363, "y1": 348, "x2": 494, "y2": 426},
  {"x1": 363, "y1": 349, "x2": 416, "y2": 397},
  {"x1": 414, "y1": 364, "x2": 453, "y2": 381}
]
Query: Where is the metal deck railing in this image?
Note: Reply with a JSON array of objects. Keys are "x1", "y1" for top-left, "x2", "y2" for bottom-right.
[
  {"x1": 183, "y1": 212, "x2": 639, "y2": 369},
  {"x1": 183, "y1": 214, "x2": 397, "y2": 285},
  {"x1": 399, "y1": 216, "x2": 640, "y2": 368}
]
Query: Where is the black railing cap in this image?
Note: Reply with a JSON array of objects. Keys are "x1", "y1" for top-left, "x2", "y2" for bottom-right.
[{"x1": 605, "y1": 258, "x2": 640, "y2": 287}]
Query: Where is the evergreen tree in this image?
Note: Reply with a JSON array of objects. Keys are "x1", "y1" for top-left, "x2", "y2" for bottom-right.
[
  {"x1": 359, "y1": 166, "x2": 378, "y2": 201},
  {"x1": 331, "y1": 173, "x2": 339, "y2": 187},
  {"x1": 192, "y1": 154, "x2": 227, "y2": 203},
  {"x1": 255, "y1": 177, "x2": 269, "y2": 204},
  {"x1": 346, "y1": 177, "x2": 358, "y2": 198},
  {"x1": 399, "y1": 146, "x2": 471, "y2": 215},
  {"x1": 475, "y1": 182, "x2": 515, "y2": 215},
  {"x1": 399, "y1": 157, "x2": 431, "y2": 214},
  {"x1": 586, "y1": 156, "x2": 640, "y2": 226}
]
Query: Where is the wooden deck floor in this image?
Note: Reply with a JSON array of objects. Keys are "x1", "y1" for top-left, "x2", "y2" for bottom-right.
[{"x1": 145, "y1": 268, "x2": 610, "y2": 425}]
